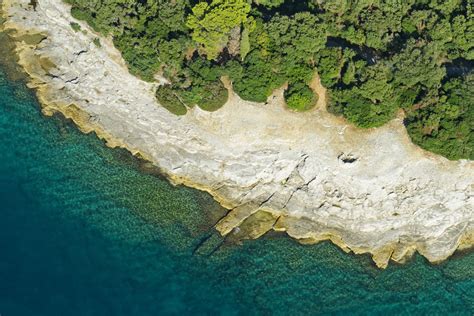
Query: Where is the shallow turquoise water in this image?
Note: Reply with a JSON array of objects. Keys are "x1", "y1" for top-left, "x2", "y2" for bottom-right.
[{"x1": 0, "y1": 64, "x2": 473, "y2": 315}]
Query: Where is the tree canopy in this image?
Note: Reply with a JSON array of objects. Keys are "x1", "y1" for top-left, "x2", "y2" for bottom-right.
[{"x1": 186, "y1": 0, "x2": 251, "y2": 60}]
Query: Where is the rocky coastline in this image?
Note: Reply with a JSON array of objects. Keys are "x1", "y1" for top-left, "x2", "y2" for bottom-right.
[{"x1": 2, "y1": 0, "x2": 473, "y2": 268}]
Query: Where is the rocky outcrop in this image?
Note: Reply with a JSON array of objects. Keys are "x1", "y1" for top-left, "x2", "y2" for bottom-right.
[{"x1": 2, "y1": 0, "x2": 473, "y2": 268}]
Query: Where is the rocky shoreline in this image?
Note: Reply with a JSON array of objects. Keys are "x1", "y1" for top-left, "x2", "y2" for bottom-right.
[{"x1": 2, "y1": 0, "x2": 473, "y2": 268}]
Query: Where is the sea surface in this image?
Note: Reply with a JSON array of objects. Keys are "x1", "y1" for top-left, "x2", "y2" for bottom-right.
[{"x1": 0, "y1": 56, "x2": 473, "y2": 315}]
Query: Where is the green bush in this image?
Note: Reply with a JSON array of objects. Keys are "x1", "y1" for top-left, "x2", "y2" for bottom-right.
[
  {"x1": 343, "y1": 97, "x2": 398, "y2": 128},
  {"x1": 93, "y1": 38, "x2": 101, "y2": 48},
  {"x1": 232, "y1": 51, "x2": 285, "y2": 103},
  {"x1": 285, "y1": 83, "x2": 316, "y2": 112},
  {"x1": 196, "y1": 81, "x2": 229, "y2": 112},
  {"x1": 155, "y1": 85, "x2": 188, "y2": 116},
  {"x1": 70, "y1": 22, "x2": 81, "y2": 32},
  {"x1": 405, "y1": 75, "x2": 474, "y2": 160}
]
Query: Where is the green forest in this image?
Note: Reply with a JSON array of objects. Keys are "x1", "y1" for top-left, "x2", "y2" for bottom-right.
[{"x1": 64, "y1": 0, "x2": 473, "y2": 160}]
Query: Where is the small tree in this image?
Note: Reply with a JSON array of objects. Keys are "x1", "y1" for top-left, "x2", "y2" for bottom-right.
[
  {"x1": 285, "y1": 82, "x2": 317, "y2": 111},
  {"x1": 187, "y1": 0, "x2": 251, "y2": 60}
]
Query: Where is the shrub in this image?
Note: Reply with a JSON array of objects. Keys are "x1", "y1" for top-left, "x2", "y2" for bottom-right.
[
  {"x1": 156, "y1": 85, "x2": 188, "y2": 116},
  {"x1": 93, "y1": 38, "x2": 101, "y2": 48},
  {"x1": 285, "y1": 82, "x2": 316, "y2": 112},
  {"x1": 70, "y1": 22, "x2": 81, "y2": 32},
  {"x1": 343, "y1": 97, "x2": 398, "y2": 128},
  {"x1": 196, "y1": 81, "x2": 229, "y2": 112}
]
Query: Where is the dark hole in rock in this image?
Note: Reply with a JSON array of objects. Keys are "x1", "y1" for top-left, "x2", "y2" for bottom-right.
[
  {"x1": 29, "y1": 0, "x2": 38, "y2": 10},
  {"x1": 338, "y1": 153, "x2": 358, "y2": 164}
]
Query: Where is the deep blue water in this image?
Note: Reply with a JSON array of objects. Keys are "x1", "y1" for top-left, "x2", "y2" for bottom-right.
[{"x1": 0, "y1": 58, "x2": 473, "y2": 315}]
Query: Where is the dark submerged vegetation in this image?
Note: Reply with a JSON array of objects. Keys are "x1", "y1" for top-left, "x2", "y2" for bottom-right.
[{"x1": 64, "y1": 0, "x2": 473, "y2": 159}]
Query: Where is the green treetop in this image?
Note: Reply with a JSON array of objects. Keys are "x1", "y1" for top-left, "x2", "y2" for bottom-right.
[
  {"x1": 186, "y1": 0, "x2": 251, "y2": 60},
  {"x1": 253, "y1": 0, "x2": 285, "y2": 8}
]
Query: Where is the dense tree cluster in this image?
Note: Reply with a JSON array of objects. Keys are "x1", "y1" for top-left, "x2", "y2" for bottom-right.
[{"x1": 65, "y1": 0, "x2": 473, "y2": 160}]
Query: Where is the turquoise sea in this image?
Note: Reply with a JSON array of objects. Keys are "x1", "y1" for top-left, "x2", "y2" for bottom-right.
[{"x1": 0, "y1": 53, "x2": 473, "y2": 315}]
